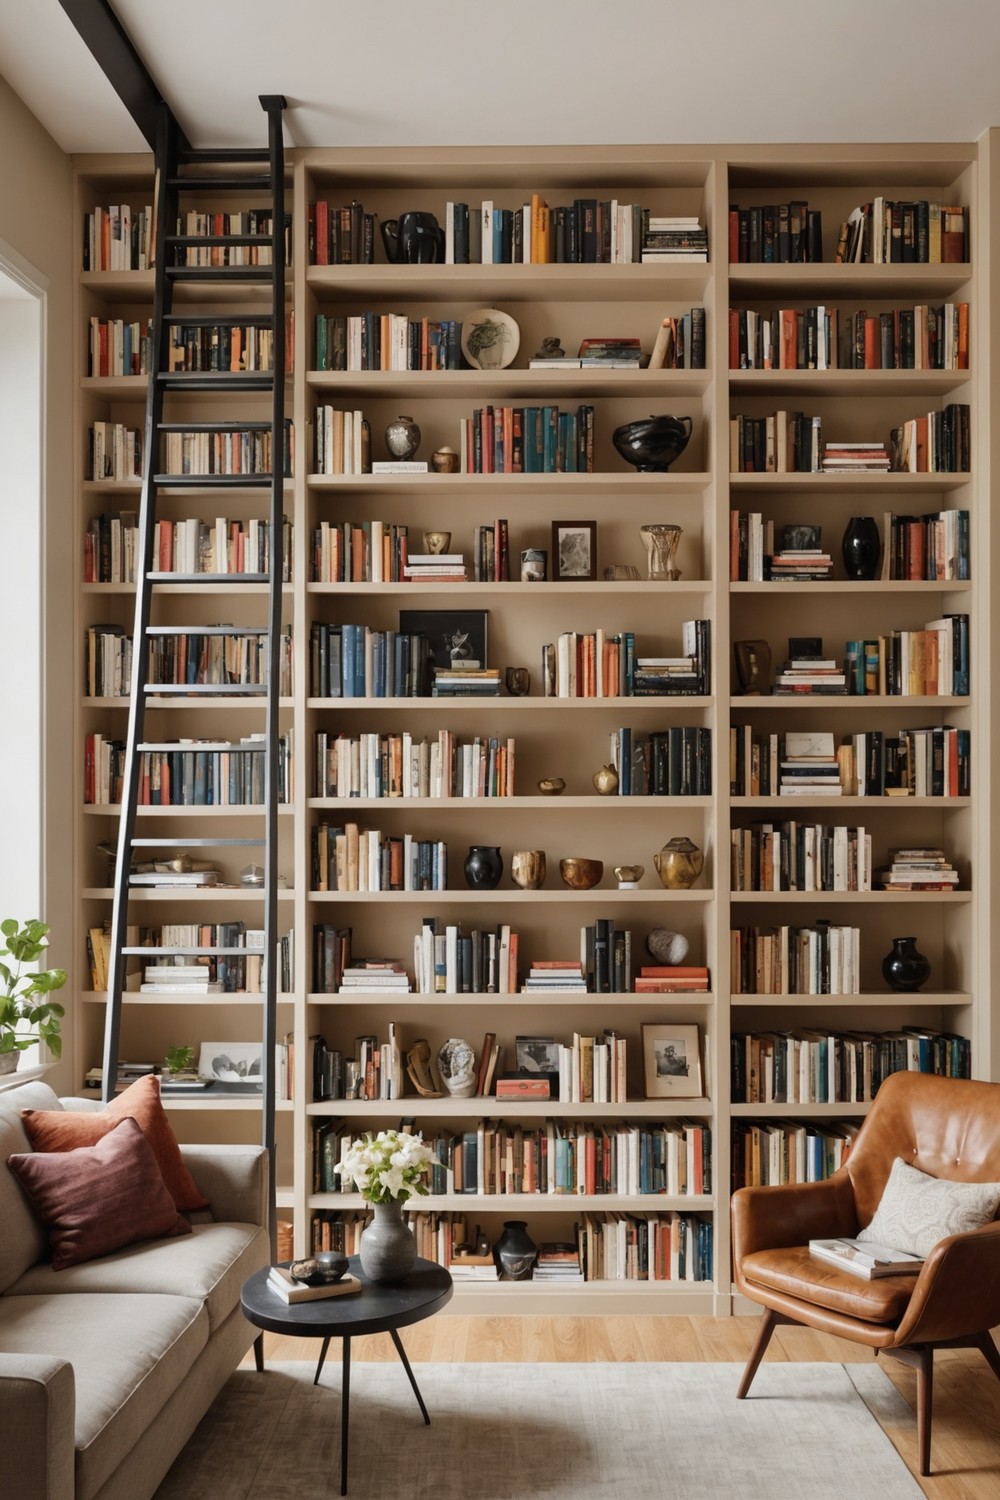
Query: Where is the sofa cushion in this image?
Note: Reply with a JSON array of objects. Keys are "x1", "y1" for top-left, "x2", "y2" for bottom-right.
[
  {"x1": 858, "y1": 1155, "x2": 1000, "y2": 1258},
  {"x1": 7, "y1": 1116, "x2": 191, "y2": 1269},
  {"x1": 9, "y1": 1221, "x2": 268, "y2": 1333},
  {"x1": 0, "y1": 1289, "x2": 207, "y2": 1499},
  {"x1": 0, "y1": 1081, "x2": 64, "y2": 1291},
  {"x1": 20, "y1": 1073, "x2": 210, "y2": 1212}
]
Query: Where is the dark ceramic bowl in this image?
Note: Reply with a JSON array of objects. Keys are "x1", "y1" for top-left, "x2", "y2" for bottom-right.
[
  {"x1": 612, "y1": 414, "x2": 693, "y2": 472},
  {"x1": 290, "y1": 1253, "x2": 349, "y2": 1286}
]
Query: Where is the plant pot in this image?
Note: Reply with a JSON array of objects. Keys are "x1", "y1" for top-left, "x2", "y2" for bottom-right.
[
  {"x1": 0, "y1": 1051, "x2": 19, "y2": 1077},
  {"x1": 359, "y1": 1201, "x2": 416, "y2": 1284},
  {"x1": 882, "y1": 936, "x2": 931, "y2": 992}
]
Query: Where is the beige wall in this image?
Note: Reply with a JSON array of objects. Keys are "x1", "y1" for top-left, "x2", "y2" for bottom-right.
[{"x1": 0, "y1": 75, "x2": 75, "y2": 1093}]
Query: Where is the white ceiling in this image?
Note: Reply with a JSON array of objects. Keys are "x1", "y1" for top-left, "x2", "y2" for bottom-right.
[{"x1": 1, "y1": 0, "x2": 1000, "y2": 155}]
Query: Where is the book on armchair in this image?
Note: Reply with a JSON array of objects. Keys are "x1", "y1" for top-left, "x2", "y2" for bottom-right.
[{"x1": 808, "y1": 1237, "x2": 923, "y2": 1279}]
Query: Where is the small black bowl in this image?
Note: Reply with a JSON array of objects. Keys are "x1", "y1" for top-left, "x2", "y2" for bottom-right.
[
  {"x1": 289, "y1": 1253, "x2": 349, "y2": 1286},
  {"x1": 612, "y1": 414, "x2": 693, "y2": 472}
]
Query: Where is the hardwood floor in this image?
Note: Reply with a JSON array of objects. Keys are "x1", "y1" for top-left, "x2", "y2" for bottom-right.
[{"x1": 246, "y1": 1315, "x2": 1000, "y2": 1499}]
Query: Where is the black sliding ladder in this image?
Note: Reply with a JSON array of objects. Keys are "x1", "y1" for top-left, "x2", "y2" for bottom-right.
[{"x1": 102, "y1": 96, "x2": 288, "y2": 1244}]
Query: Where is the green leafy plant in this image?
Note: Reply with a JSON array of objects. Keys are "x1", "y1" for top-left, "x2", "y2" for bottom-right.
[
  {"x1": 164, "y1": 1044, "x2": 196, "y2": 1075},
  {"x1": 0, "y1": 918, "x2": 67, "y2": 1060}
]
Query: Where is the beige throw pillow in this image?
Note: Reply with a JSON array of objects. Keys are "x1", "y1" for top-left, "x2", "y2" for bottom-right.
[{"x1": 858, "y1": 1156, "x2": 1000, "y2": 1258}]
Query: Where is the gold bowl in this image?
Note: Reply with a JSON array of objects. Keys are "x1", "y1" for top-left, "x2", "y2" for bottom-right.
[
  {"x1": 537, "y1": 777, "x2": 566, "y2": 796},
  {"x1": 614, "y1": 864, "x2": 645, "y2": 888},
  {"x1": 559, "y1": 857, "x2": 604, "y2": 890}
]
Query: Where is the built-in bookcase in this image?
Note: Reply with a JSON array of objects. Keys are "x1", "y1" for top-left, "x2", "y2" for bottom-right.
[{"x1": 70, "y1": 142, "x2": 996, "y2": 1314}]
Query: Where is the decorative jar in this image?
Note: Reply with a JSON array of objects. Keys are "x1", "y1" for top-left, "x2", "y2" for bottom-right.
[
  {"x1": 494, "y1": 1220, "x2": 538, "y2": 1280},
  {"x1": 653, "y1": 837, "x2": 704, "y2": 890},
  {"x1": 385, "y1": 414, "x2": 421, "y2": 461},
  {"x1": 359, "y1": 1202, "x2": 416, "y2": 1285},
  {"x1": 882, "y1": 936, "x2": 931, "y2": 992},
  {"x1": 640, "y1": 523, "x2": 683, "y2": 580},
  {"x1": 463, "y1": 845, "x2": 503, "y2": 890},
  {"x1": 842, "y1": 516, "x2": 882, "y2": 580}
]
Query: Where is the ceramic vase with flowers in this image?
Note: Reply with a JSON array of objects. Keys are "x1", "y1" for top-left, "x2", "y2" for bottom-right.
[{"x1": 335, "y1": 1128, "x2": 435, "y2": 1284}]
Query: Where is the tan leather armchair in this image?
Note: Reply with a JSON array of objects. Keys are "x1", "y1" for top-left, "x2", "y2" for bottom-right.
[{"x1": 731, "y1": 1070, "x2": 1000, "y2": 1475}]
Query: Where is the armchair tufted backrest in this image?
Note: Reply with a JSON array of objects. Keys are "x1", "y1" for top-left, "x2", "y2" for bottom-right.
[{"x1": 846, "y1": 1071, "x2": 1000, "y2": 1227}]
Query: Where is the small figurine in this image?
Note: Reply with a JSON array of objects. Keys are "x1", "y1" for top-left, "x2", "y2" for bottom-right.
[{"x1": 534, "y1": 336, "x2": 566, "y2": 359}]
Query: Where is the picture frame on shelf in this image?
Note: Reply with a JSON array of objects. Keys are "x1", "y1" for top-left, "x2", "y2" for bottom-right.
[
  {"x1": 514, "y1": 1035, "x2": 560, "y2": 1074},
  {"x1": 642, "y1": 1024, "x2": 703, "y2": 1099},
  {"x1": 552, "y1": 521, "x2": 597, "y2": 581},
  {"x1": 198, "y1": 1042, "x2": 263, "y2": 1087},
  {"x1": 399, "y1": 609, "x2": 488, "y2": 670}
]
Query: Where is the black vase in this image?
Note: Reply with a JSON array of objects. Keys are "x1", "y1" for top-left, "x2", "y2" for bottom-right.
[
  {"x1": 463, "y1": 845, "x2": 503, "y2": 890},
  {"x1": 882, "y1": 936, "x2": 931, "y2": 992},
  {"x1": 494, "y1": 1220, "x2": 537, "y2": 1280},
  {"x1": 842, "y1": 516, "x2": 882, "y2": 580}
]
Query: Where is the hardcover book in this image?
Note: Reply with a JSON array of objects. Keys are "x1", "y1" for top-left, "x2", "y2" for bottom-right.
[{"x1": 808, "y1": 1237, "x2": 923, "y2": 1279}]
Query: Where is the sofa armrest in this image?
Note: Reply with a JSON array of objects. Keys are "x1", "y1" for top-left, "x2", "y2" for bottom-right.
[
  {"x1": 180, "y1": 1143, "x2": 269, "y2": 1225},
  {"x1": 0, "y1": 1354, "x2": 76, "y2": 1500},
  {"x1": 732, "y1": 1170, "x2": 859, "y2": 1259}
]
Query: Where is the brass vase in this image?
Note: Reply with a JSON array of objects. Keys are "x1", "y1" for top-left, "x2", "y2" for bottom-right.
[{"x1": 653, "y1": 837, "x2": 704, "y2": 890}]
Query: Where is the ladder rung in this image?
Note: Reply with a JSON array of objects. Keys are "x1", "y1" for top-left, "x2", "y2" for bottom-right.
[
  {"x1": 130, "y1": 837, "x2": 265, "y2": 847},
  {"x1": 162, "y1": 313, "x2": 275, "y2": 327},
  {"x1": 143, "y1": 684, "x2": 269, "y2": 696},
  {"x1": 159, "y1": 420, "x2": 275, "y2": 433},
  {"x1": 144, "y1": 625, "x2": 267, "y2": 637},
  {"x1": 165, "y1": 233, "x2": 277, "y2": 246},
  {"x1": 153, "y1": 474, "x2": 278, "y2": 489},
  {"x1": 136, "y1": 742, "x2": 267, "y2": 752},
  {"x1": 146, "y1": 572, "x2": 271, "y2": 584},
  {"x1": 157, "y1": 373, "x2": 275, "y2": 391},
  {"x1": 122, "y1": 947, "x2": 265, "y2": 957},
  {"x1": 164, "y1": 267, "x2": 277, "y2": 284},
  {"x1": 177, "y1": 147, "x2": 270, "y2": 164}
]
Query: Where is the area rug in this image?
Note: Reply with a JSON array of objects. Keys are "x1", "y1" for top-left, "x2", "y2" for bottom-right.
[{"x1": 154, "y1": 1361, "x2": 923, "y2": 1500}]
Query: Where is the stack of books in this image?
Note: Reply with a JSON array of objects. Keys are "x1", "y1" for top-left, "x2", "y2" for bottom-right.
[
  {"x1": 773, "y1": 656, "x2": 848, "y2": 696},
  {"x1": 576, "y1": 337, "x2": 644, "y2": 369},
  {"x1": 402, "y1": 552, "x2": 468, "y2": 583},
  {"x1": 808, "y1": 1238, "x2": 922, "y2": 1280},
  {"x1": 338, "y1": 960, "x2": 412, "y2": 993},
  {"x1": 767, "y1": 545, "x2": 833, "y2": 581},
  {"x1": 267, "y1": 1265, "x2": 362, "y2": 1303},
  {"x1": 821, "y1": 440, "x2": 891, "y2": 472},
  {"x1": 633, "y1": 965, "x2": 710, "y2": 993},
  {"x1": 448, "y1": 1253, "x2": 499, "y2": 1282},
  {"x1": 521, "y1": 960, "x2": 587, "y2": 993},
  {"x1": 778, "y1": 731, "x2": 842, "y2": 796},
  {"x1": 533, "y1": 1243, "x2": 585, "y2": 1281},
  {"x1": 877, "y1": 847, "x2": 960, "y2": 890},
  {"x1": 140, "y1": 963, "x2": 221, "y2": 995},
  {"x1": 640, "y1": 216, "x2": 709, "y2": 263},
  {"x1": 633, "y1": 655, "x2": 701, "y2": 695},
  {"x1": 129, "y1": 865, "x2": 220, "y2": 886},
  {"x1": 432, "y1": 667, "x2": 501, "y2": 697}
]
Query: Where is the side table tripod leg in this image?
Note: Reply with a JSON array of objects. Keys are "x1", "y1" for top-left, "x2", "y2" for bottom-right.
[
  {"x1": 340, "y1": 1336, "x2": 351, "y2": 1496},
  {"x1": 314, "y1": 1336, "x2": 331, "y2": 1386},
  {"x1": 389, "y1": 1328, "x2": 431, "y2": 1425},
  {"x1": 253, "y1": 1333, "x2": 264, "y2": 1372}
]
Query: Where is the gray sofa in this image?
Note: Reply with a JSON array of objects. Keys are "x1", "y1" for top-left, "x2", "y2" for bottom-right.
[{"x1": 0, "y1": 1079, "x2": 270, "y2": 1500}]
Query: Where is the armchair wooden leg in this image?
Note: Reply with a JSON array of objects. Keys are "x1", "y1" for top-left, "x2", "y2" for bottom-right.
[
  {"x1": 737, "y1": 1309, "x2": 793, "y2": 1399},
  {"x1": 974, "y1": 1330, "x2": 1000, "y2": 1386},
  {"x1": 885, "y1": 1345, "x2": 934, "y2": 1477}
]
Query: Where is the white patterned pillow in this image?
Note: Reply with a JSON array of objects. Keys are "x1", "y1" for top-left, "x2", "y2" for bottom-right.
[{"x1": 858, "y1": 1156, "x2": 1000, "y2": 1258}]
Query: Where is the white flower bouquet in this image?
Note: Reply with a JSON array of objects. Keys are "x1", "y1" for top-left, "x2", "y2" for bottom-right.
[{"x1": 335, "y1": 1128, "x2": 435, "y2": 1204}]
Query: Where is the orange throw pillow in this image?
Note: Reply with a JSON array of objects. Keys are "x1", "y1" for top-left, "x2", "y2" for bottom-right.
[
  {"x1": 21, "y1": 1073, "x2": 209, "y2": 1212},
  {"x1": 8, "y1": 1116, "x2": 191, "y2": 1268}
]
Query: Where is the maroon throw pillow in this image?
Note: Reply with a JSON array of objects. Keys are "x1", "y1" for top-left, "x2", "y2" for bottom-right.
[{"x1": 7, "y1": 1116, "x2": 192, "y2": 1269}]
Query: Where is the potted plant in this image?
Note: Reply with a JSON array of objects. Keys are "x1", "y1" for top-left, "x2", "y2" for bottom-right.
[
  {"x1": 335, "y1": 1128, "x2": 434, "y2": 1283},
  {"x1": 0, "y1": 918, "x2": 67, "y2": 1075},
  {"x1": 163, "y1": 1044, "x2": 197, "y2": 1080}
]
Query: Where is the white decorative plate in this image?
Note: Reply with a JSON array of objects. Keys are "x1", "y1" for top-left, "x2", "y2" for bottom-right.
[{"x1": 461, "y1": 307, "x2": 520, "y2": 370}]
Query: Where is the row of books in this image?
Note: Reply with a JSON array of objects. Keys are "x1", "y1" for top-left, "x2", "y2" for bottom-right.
[
  {"x1": 413, "y1": 919, "x2": 519, "y2": 996},
  {"x1": 307, "y1": 199, "x2": 375, "y2": 265},
  {"x1": 728, "y1": 508, "x2": 969, "y2": 583},
  {"x1": 729, "y1": 821, "x2": 872, "y2": 893},
  {"x1": 891, "y1": 403, "x2": 970, "y2": 473},
  {"x1": 729, "y1": 922, "x2": 861, "y2": 996},
  {"x1": 434, "y1": 197, "x2": 657, "y2": 265},
  {"x1": 729, "y1": 410, "x2": 823, "y2": 473},
  {"x1": 549, "y1": 621, "x2": 710, "y2": 698},
  {"x1": 309, "y1": 519, "x2": 410, "y2": 583},
  {"x1": 471, "y1": 520, "x2": 510, "y2": 581},
  {"x1": 312, "y1": 1117, "x2": 710, "y2": 1199},
  {"x1": 84, "y1": 623, "x2": 132, "y2": 698},
  {"x1": 82, "y1": 509, "x2": 139, "y2": 583},
  {"x1": 89, "y1": 421, "x2": 142, "y2": 482},
  {"x1": 731, "y1": 1120, "x2": 858, "y2": 1189},
  {"x1": 314, "y1": 311, "x2": 463, "y2": 372},
  {"x1": 842, "y1": 615, "x2": 969, "y2": 697},
  {"x1": 727, "y1": 201, "x2": 823, "y2": 263},
  {"x1": 640, "y1": 217, "x2": 708, "y2": 264},
  {"x1": 312, "y1": 406, "x2": 370, "y2": 475},
  {"x1": 143, "y1": 517, "x2": 292, "y2": 578},
  {"x1": 310, "y1": 822, "x2": 448, "y2": 892},
  {"x1": 88, "y1": 316, "x2": 153, "y2": 377},
  {"x1": 555, "y1": 1031, "x2": 628, "y2": 1104},
  {"x1": 461, "y1": 403, "x2": 595, "y2": 474},
  {"x1": 84, "y1": 731, "x2": 294, "y2": 807},
  {"x1": 731, "y1": 1027, "x2": 972, "y2": 1105},
  {"x1": 313, "y1": 728, "x2": 515, "y2": 800},
  {"x1": 164, "y1": 317, "x2": 294, "y2": 375},
  {"x1": 835, "y1": 200, "x2": 967, "y2": 265},
  {"x1": 87, "y1": 923, "x2": 294, "y2": 994},
  {"x1": 729, "y1": 514, "x2": 833, "y2": 582},
  {"x1": 607, "y1": 725, "x2": 713, "y2": 797},
  {"x1": 306, "y1": 1208, "x2": 712, "y2": 1282},
  {"x1": 730, "y1": 726, "x2": 971, "y2": 800},
  {"x1": 171, "y1": 210, "x2": 286, "y2": 267},
  {"x1": 728, "y1": 303, "x2": 969, "y2": 372},
  {"x1": 83, "y1": 203, "x2": 154, "y2": 271},
  {"x1": 142, "y1": 629, "x2": 294, "y2": 693},
  {"x1": 308, "y1": 623, "x2": 431, "y2": 699},
  {"x1": 161, "y1": 421, "x2": 294, "y2": 478}
]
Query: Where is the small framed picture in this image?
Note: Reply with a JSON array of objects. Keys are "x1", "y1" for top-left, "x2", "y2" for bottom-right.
[
  {"x1": 198, "y1": 1042, "x2": 263, "y2": 1087},
  {"x1": 642, "y1": 1024, "x2": 703, "y2": 1099},
  {"x1": 514, "y1": 1035, "x2": 559, "y2": 1074},
  {"x1": 399, "y1": 609, "x2": 488, "y2": 670},
  {"x1": 552, "y1": 521, "x2": 597, "y2": 581}
]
